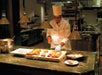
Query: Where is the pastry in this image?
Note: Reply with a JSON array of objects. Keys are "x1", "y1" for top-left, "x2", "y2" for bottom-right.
[{"x1": 27, "y1": 49, "x2": 41, "y2": 55}]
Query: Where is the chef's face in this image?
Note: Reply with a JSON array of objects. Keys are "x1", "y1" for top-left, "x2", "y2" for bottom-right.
[{"x1": 54, "y1": 15, "x2": 61, "y2": 24}]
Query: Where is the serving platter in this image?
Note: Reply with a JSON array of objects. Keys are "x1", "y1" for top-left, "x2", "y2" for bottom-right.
[
  {"x1": 10, "y1": 48, "x2": 33, "y2": 56},
  {"x1": 25, "y1": 49, "x2": 67, "y2": 62}
]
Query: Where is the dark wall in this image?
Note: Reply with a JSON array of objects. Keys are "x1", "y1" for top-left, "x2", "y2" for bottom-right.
[
  {"x1": 0, "y1": 0, "x2": 10, "y2": 38},
  {"x1": 0, "y1": 0, "x2": 20, "y2": 39},
  {"x1": 11, "y1": 0, "x2": 21, "y2": 35}
]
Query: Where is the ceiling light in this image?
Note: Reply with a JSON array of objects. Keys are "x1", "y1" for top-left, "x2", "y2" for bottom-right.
[
  {"x1": 68, "y1": 23, "x2": 81, "y2": 40},
  {"x1": 19, "y1": 12, "x2": 30, "y2": 24},
  {"x1": 0, "y1": 10, "x2": 10, "y2": 25}
]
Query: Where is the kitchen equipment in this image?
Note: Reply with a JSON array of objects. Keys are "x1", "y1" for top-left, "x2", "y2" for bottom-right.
[{"x1": 0, "y1": 38, "x2": 14, "y2": 53}]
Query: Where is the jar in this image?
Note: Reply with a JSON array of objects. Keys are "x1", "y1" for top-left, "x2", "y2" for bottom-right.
[{"x1": 0, "y1": 38, "x2": 14, "y2": 53}]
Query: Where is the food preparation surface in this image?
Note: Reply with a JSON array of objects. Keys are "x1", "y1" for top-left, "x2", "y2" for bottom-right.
[{"x1": 0, "y1": 46, "x2": 96, "y2": 75}]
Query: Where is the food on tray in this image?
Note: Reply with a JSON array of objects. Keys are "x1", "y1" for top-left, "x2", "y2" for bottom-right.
[
  {"x1": 67, "y1": 60, "x2": 74, "y2": 65},
  {"x1": 43, "y1": 50, "x2": 48, "y2": 53},
  {"x1": 40, "y1": 53, "x2": 46, "y2": 57},
  {"x1": 40, "y1": 50, "x2": 48, "y2": 57},
  {"x1": 67, "y1": 53, "x2": 83, "y2": 59},
  {"x1": 48, "y1": 50, "x2": 62, "y2": 58},
  {"x1": 27, "y1": 49, "x2": 41, "y2": 55},
  {"x1": 25, "y1": 49, "x2": 67, "y2": 62}
]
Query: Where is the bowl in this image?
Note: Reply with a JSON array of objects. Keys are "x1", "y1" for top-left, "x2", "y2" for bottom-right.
[{"x1": 67, "y1": 53, "x2": 83, "y2": 59}]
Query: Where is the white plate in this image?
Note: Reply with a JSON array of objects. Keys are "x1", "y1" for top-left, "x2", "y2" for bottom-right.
[
  {"x1": 64, "y1": 60, "x2": 79, "y2": 66},
  {"x1": 10, "y1": 48, "x2": 33, "y2": 55}
]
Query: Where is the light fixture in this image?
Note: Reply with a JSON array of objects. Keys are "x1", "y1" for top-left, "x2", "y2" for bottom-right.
[
  {"x1": 19, "y1": 11, "x2": 30, "y2": 24},
  {"x1": 40, "y1": 21, "x2": 51, "y2": 29},
  {"x1": 0, "y1": 10, "x2": 10, "y2": 25},
  {"x1": 68, "y1": 22, "x2": 81, "y2": 40},
  {"x1": 19, "y1": 0, "x2": 30, "y2": 24},
  {"x1": 40, "y1": 15, "x2": 51, "y2": 29}
]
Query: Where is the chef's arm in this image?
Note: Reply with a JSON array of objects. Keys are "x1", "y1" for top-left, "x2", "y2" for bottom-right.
[
  {"x1": 59, "y1": 22, "x2": 71, "y2": 47},
  {"x1": 60, "y1": 42, "x2": 65, "y2": 47},
  {"x1": 60, "y1": 38, "x2": 68, "y2": 47},
  {"x1": 46, "y1": 29, "x2": 52, "y2": 44},
  {"x1": 55, "y1": 38, "x2": 67, "y2": 51}
]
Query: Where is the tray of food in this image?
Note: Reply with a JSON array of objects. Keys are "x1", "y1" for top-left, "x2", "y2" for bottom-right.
[
  {"x1": 10, "y1": 48, "x2": 33, "y2": 56},
  {"x1": 25, "y1": 49, "x2": 67, "y2": 62}
]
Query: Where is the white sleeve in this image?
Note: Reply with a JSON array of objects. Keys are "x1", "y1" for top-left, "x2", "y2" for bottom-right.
[
  {"x1": 61, "y1": 20, "x2": 71, "y2": 43},
  {"x1": 61, "y1": 38, "x2": 68, "y2": 43},
  {"x1": 46, "y1": 29, "x2": 51, "y2": 38}
]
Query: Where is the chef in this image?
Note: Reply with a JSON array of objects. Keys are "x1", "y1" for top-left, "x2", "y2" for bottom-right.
[{"x1": 46, "y1": 4, "x2": 71, "y2": 51}]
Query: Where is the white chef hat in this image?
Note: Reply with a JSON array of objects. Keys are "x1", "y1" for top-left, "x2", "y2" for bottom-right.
[{"x1": 52, "y1": 4, "x2": 62, "y2": 16}]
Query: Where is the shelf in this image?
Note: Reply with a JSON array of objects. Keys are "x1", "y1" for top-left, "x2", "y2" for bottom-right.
[
  {"x1": 83, "y1": 7, "x2": 102, "y2": 10},
  {"x1": 62, "y1": 6, "x2": 76, "y2": 11},
  {"x1": 62, "y1": 0, "x2": 78, "y2": 20}
]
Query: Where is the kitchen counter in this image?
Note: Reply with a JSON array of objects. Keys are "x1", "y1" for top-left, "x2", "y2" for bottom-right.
[
  {"x1": 0, "y1": 45, "x2": 97, "y2": 75},
  {"x1": 14, "y1": 28, "x2": 43, "y2": 46}
]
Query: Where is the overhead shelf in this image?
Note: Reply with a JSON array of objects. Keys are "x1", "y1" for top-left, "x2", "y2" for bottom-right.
[{"x1": 62, "y1": 0, "x2": 79, "y2": 21}]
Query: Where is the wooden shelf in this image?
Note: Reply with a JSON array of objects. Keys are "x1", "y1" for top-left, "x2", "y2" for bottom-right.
[
  {"x1": 62, "y1": 0, "x2": 78, "y2": 21},
  {"x1": 62, "y1": 6, "x2": 76, "y2": 11}
]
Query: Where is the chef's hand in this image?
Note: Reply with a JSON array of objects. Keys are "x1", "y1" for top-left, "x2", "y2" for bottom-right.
[
  {"x1": 55, "y1": 42, "x2": 65, "y2": 51},
  {"x1": 55, "y1": 45, "x2": 61, "y2": 51},
  {"x1": 47, "y1": 36, "x2": 52, "y2": 44}
]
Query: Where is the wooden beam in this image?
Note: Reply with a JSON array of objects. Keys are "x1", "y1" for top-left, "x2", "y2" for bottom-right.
[{"x1": 8, "y1": 0, "x2": 14, "y2": 38}]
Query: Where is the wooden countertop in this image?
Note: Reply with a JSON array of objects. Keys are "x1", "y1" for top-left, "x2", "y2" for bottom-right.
[{"x1": 0, "y1": 45, "x2": 96, "y2": 75}]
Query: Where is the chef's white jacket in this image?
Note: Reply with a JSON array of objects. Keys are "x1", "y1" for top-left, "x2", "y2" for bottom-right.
[{"x1": 47, "y1": 18, "x2": 72, "y2": 50}]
